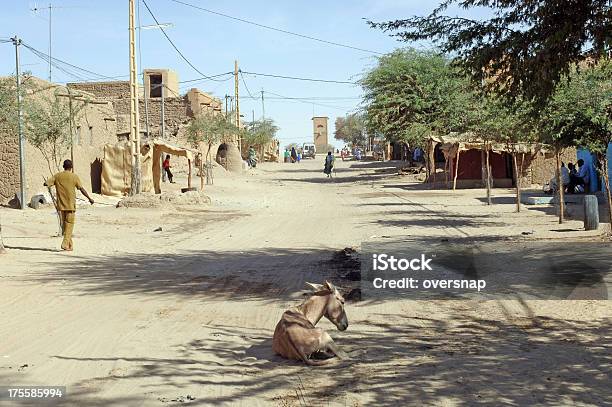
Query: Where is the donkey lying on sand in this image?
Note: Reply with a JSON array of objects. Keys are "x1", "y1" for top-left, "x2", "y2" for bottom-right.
[{"x1": 272, "y1": 281, "x2": 349, "y2": 366}]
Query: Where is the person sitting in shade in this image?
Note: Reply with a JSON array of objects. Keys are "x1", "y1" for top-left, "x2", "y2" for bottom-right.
[
  {"x1": 547, "y1": 162, "x2": 570, "y2": 194},
  {"x1": 568, "y1": 159, "x2": 589, "y2": 193}
]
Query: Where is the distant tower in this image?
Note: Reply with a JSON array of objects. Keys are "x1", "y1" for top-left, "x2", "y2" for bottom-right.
[{"x1": 312, "y1": 116, "x2": 329, "y2": 152}]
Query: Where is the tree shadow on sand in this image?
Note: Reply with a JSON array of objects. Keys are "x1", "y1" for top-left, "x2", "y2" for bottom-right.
[{"x1": 49, "y1": 302, "x2": 611, "y2": 406}]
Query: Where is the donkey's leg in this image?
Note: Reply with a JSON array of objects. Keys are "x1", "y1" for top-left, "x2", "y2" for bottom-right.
[{"x1": 320, "y1": 332, "x2": 349, "y2": 360}]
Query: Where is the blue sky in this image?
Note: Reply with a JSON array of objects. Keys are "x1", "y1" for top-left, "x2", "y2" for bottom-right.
[{"x1": 0, "y1": 1, "x2": 485, "y2": 148}]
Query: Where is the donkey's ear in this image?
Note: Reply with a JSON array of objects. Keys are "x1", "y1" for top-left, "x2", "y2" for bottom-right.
[
  {"x1": 324, "y1": 281, "x2": 335, "y2": 291},
  {"x1": 305, "y1": 282, "x2": 324, "y2": 291}
]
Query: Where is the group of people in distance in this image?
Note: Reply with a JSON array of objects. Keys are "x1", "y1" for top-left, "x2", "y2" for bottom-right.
[
  {"x1": 547, "y1": 159, "x2": 590, "y2": 194},
  {"x1": 284, "y1": 147, "x2": 302, "y2": 163}
]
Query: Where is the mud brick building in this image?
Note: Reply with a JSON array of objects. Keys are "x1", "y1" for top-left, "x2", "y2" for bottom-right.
[{"x1": 0, "y1": 77, "x2": 117, "y2": 205}]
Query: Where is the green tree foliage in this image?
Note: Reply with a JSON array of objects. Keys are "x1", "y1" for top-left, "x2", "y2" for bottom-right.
[
  {"x1": 0, "y1": 78, "x2": 17, "y2": 253},
  {"x1": 0, "y1": 77, "x2": 19, "y2": 138},
  {"x1": 368, "y1": 0, "x2": 611, "y2": 102},
  {"x1": 334, "y1": 113, "x2": 366, "y2": 147},
  {"x1": 24, "y1": 87, "x2": 85, "y2": 175},
  {"x1": 243, "y1": 119, "x2": 279, "y2": 149},
  {"x1": 474, "y1": 95, "x2": 537, "y2": 209},
  {"x1": 186, "y1": 112, "x2": 240, "y2": 161},
  {"x1": 360, "y1": 49, "x2": 474, "y2": 148},
  {"x1": 543, "y1": 60, "x2": 612, "y2": 225}
]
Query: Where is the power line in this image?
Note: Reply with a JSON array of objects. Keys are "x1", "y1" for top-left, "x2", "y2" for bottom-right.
[
  {"x1": 241, "y1": 70, "x2": 357, "y2": 85},
  {"x1": 239, "y1": 70, "x2": 254, "y2": 98},
  {"x1": 168, "y1": 0, "x2": 383, "y2": 55},
  {"x1": 179, "y1": 72, "x2": 234, "y2": 83},
  {"x1": 21, "y1": 42, "x2": 124, "y2": 81},
  {"x1": 141, "y1": 0, "x2": 227, "y2": 82},
  {"x1": 242, "y1": 96, "x2": 362, "y2": 101},
  {"x1": 264, "y1": 90, "x2": 357, "y2": 111}
]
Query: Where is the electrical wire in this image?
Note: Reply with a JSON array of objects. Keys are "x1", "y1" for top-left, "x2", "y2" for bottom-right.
[
  {"x1": 242, "y1": 96, "x2": 362, "y2": 101},
  {"x1": 241, "y1": 70, "x2": 356, "y2": 84},
  {"x1": 168, "y1": 0, "x2": 383, "y2": 55},
  {"x1": 141, "y1": 0, "x2": 227, "y2": 82},
  {"x1": 263, "y1": 90, "x2": 358, "y2": 111},
  {"x1": 179, "y1": 71, "x2": 234, "y2": 83},
  {"x1": 21, "y1": 42, "x2": 125, "y2": 81},
  {"x1": 239, "y1": 70, "x2": 255, "y2": 99}
]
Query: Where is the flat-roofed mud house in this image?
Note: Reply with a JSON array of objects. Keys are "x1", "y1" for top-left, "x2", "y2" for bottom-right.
[
  {"x1": 1, "y1": 69, "x2": 242, "y2": 205},
  {"x1": 68, "y1": 68, "x2": 242, "y2": 174},
  {"x1": 0, "y1": 76, "x2": 117, "y2": 205}
]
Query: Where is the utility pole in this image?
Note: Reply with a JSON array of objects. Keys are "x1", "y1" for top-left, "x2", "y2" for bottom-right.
[
  {"x1": 143, "y1": 77, "x2": 150, "y2": 139},
  {"x1": 234, "y1": 61, "x2": 239, "y2": 127},
  {"x1": 160, "y1": 84, "x2": 165, "y2": 139},
  {"x1": 67, "y1": 86, "x2": 74, "y2": 169},
  {"x1": 137, "y1": 1, "x2": 150, "y2": 141},
  {"x1": 128, "y1": 0, "x2": 141, "y2": 195},
  {"x1": 234, "y1": 60, "x2": 241, "y2": 154},
  {"x1": 261, "y1": 89, "x2": 265, "y2": 120},
  {"x1": 48, "y1": 3, "x2": 52, "y2": 81},
  {"x1": 12, "y1": 36, "x2": 26, "y2": 210},
  {"x1": 224, "y1": 94, "x2": 229, "y2": 118}
]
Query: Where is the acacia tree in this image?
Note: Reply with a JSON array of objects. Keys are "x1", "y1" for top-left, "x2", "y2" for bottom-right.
[
  {"x1": 186, "y1": 112, "x2": 239, "y2": 185},
  {"x1": 565, "y1": 60, "x2": 612, "y2": 226},
  {"x1": 475, "y1": 95, "x2": 537, "y2": 210},
  {"x1": 24, "y1": 87, "x2": 84, "y2": 176},
  {"x1": 361, "y1": 48, "x2": 474, "y2": 182},
  {"x1": 368, "y1": 0, "x2": 611, "y2": 103},
  {"x1": 528, "y1": 61, "x2": 612, "y2": 225},
  {"x1": 244, "y1": 119, "x2": 279, "y2": 158},
  {"x1": 334, "y1": 113, "x2": 366, "y2": 147}
]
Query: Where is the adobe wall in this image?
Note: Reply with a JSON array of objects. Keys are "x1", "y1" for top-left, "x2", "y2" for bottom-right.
[
  {"x1": 522, "y1": 147, "x2": 577, "y2": 187},
  {"x1": 0, "y1": 82, "x2": 118, "y2": 205},
  {"x1": 0, "y1": 135, "x2": 20, "y2": 203},
  {"x1": 68, "y1": 81, "x2": 131, "y2": 101},
  {"x1": 103, "y1": 97, "x2": 192, "y2": 137}
]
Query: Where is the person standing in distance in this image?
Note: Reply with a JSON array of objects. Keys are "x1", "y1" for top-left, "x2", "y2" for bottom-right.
[
  {"x1": 44, "y1": 159, "x2": 94, "y2": 251},
  {"x1": 163, "y1": 155, "x2": 175, "y2": 183}
]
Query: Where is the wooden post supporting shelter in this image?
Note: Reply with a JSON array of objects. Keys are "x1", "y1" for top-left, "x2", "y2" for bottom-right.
[
  {"x1": 556, "y1": 151, "x2": 565, "y2": 223},
  {"x1": 484, "y1": 141, "x2": 492, "y2": 205},
  {"x1": 512, "y1": 152, "x2": 521, "y2": 212},
  {"x1": 453, "y1": 147, "x2": 460, "y2": 191}
]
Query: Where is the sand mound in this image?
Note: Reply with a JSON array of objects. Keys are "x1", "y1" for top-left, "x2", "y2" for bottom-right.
[
  {"x1": 160, "y1": 191, "x2": 211, "y2": 205},
  {"x1": 117, "y1": 191, "x2": 211, "y2": 208},
  {"x1": 117, "y1": 194, "x2": 163, "y2": 208}
]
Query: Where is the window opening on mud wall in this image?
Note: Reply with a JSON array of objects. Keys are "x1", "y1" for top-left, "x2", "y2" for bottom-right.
[
  {"x1": 150, "y1": 74, "x2": 162, "y2": 98},
  {"x1": 89, "y1": 126, "x2": 94, "y2": 146},
  {"x1": 76, "y1": 126, "x2": 81, "y2": 146}
]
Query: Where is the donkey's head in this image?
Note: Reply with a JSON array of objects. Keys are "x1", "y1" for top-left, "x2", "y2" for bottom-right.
[{"x1": 306, "y1": 281, "x2": 348, "y2": 331}]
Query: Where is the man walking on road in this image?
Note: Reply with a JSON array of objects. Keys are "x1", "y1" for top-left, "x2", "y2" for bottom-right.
[{"x1": 45, "y1": 159, "x2": 94, "y2": 251}]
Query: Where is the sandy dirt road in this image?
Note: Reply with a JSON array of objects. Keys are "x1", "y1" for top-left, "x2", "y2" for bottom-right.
[{"x1": 0, "y1": 158, "x2": 610, "y2": 406}]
